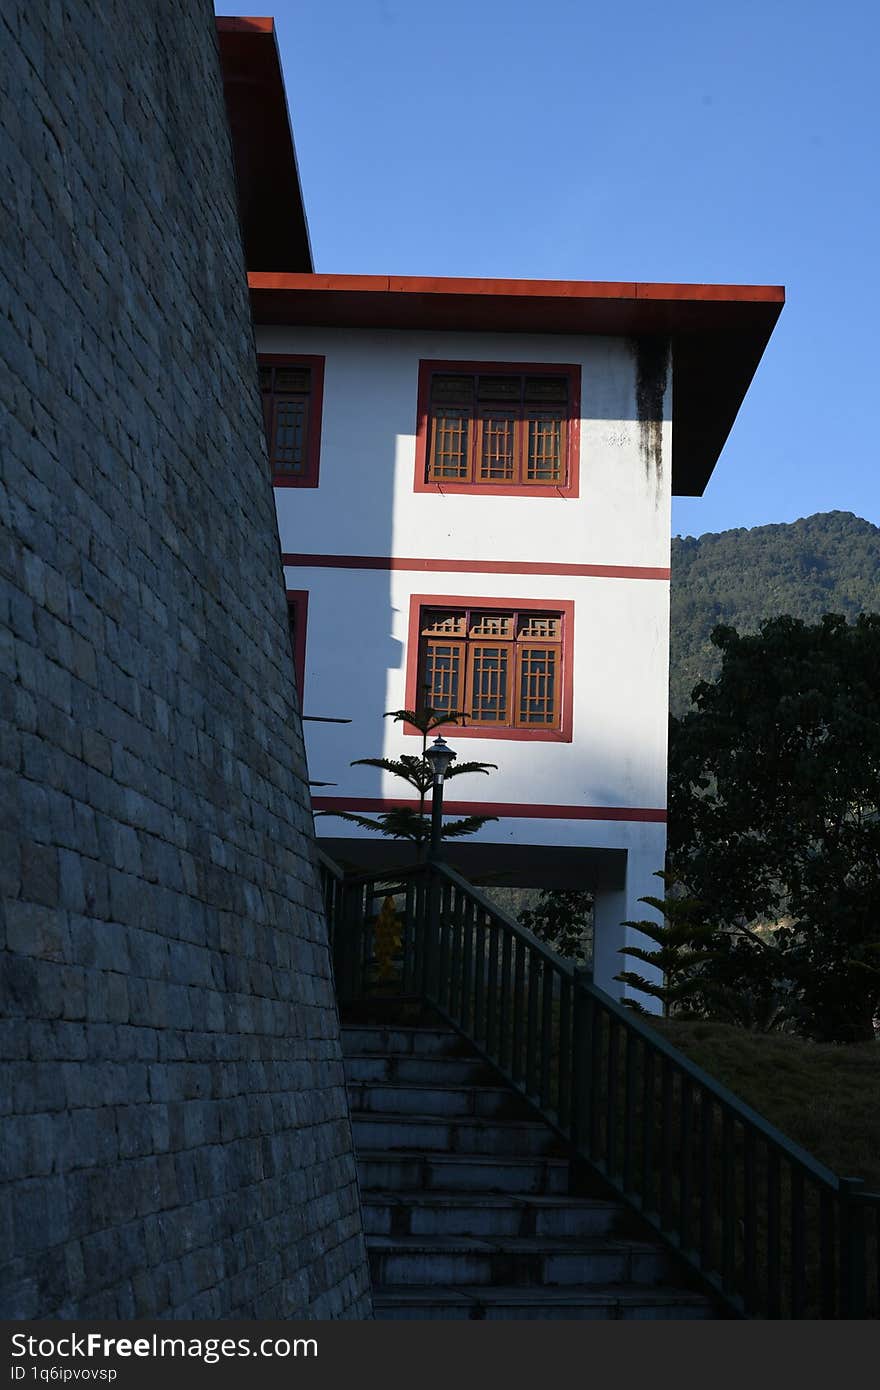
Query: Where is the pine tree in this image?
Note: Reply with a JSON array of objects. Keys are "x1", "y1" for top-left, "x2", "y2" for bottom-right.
[{"x1": 614, "y1": 873, "x2": 720, "y2": 1016}]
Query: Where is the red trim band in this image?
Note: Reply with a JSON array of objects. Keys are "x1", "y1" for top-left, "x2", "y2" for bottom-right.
[
  {"x1": 281, "y1": 554, "x2": 670, "y2": 581},
  {"x1": 313, "y1": 796, "x2": 666, "y2": 824}
]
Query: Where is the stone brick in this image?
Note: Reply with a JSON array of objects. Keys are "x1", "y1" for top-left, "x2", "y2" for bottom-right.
[
  {"x1": 1, "y1": 0, "x2": 369, "y2": 1321},
  {"x1": 5, "y1": 901, "x2": 66, "y2": 960}
]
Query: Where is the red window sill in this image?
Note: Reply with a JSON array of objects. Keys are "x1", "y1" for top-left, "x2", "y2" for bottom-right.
[
  {"x1": 273, "y1": 475, "x2": 320, "y2": 488},
  {"x1": 402, "y1": 721, "x2": 572, "y2": 743},
  {"x1": 415, "y1": 481, "x2": 578, "y2": 499}
]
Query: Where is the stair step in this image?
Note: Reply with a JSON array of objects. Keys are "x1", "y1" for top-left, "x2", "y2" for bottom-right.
[
  {"x1": 362, "y1": 1193, "x2": 625, "y2": 1239},
  {"x1": 344, "y1": 1008, "x2": 719, "y2": 1320},
  {"x1": 372, "y1": 1285, "x2": 715, "y2": 1321},
  {"x1": 348, "y1": 1081, "x2": 530, "y2": 1120},
  {"x1": 342, "y1": 1026, "x2": 469, "y2": 1058},
  {"x1": 352, "y1": 1113, "x2": 562, "y2": 1157},
  {"x1": 345, "y1": 1055, "x2": 495, "y2": 1086},
  {"x1": 357, "y1": 1151, "x2": 570, "y2": 1195},
  {"x1": 367, "y1": 1234, "x2": 674, "y2": 1288}
]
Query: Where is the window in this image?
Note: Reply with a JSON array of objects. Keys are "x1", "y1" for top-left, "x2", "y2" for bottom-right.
[
  {"x1": 260, "y1": 355, "x2": 324, "y2": 487},
  {"x1": 414, "y1": 360, "x2": 580, "y2": 497},
  {"x1": 405, "y1": 598, "x2": 574, "y2": 741},
  {"x1": 286, "y1": 589, "x2": 308, "y2": 699}
]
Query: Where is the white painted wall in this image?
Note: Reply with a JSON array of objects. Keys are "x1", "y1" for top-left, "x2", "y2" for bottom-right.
[
  {"x1": 258, "y1": 327, "x2": 672, "y2": 570},
  {"x1": 289, "y1": 565, "x2": 669, "y2": 815},
  {"x1": 259, "y1": 323, "x2": 673, "y2": 1003}
]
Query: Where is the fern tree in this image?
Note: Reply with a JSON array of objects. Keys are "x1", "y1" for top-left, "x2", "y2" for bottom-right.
[
  {"x1": 316, "y1": 702, "x2": 498, "y2": 859},
  {"x1": 614, "y1": 873, "x2": 721, "y2": 1017}
]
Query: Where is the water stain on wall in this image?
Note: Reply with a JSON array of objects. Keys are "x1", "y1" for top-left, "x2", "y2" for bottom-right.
[{"x1": 631, "y1": 336, "x2": 670, "y2": 502}]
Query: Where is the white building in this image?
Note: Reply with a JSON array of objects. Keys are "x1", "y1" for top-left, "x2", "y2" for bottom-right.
[
  {"x1": 249, "y1": 275, "x2": 782, "y2": 997},
  {"x1": 216, "y1": 21, "x2": 784, "y2": 998}
]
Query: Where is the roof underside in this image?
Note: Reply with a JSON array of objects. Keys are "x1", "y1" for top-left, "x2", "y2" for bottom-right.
[
  {"x1": 216, "y1": 18, "x2": 312, "y2": 272},
  {"x1": 249, "y1": 273, "x2": 784, "y2": 496}
]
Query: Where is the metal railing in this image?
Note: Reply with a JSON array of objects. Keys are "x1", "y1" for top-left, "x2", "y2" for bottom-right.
[{"x1": 318, "y1": 850, "x2": 880, "y2": 1319}]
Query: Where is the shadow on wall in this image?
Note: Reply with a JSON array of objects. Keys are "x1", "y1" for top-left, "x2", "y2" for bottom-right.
[{"x1": 294, "y1": 331, "x2": 670, "y2": 827}]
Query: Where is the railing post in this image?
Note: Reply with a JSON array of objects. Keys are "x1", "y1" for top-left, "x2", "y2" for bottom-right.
[
  {"x1": 333, "y1": 882, "x2": 354, "y2": 1003},
  {"x1": 839, "y1": 1176, "x2": 866, "y2": 1319},
  {"x1": 425, "y1": 862, "x2": 441, "y2": 1003},
  {"x1": 571, "y1": 966, "x2": 592, "y2": 1157}
]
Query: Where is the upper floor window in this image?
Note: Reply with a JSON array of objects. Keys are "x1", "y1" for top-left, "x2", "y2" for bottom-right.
[
  {"x1": 260, "y1": 355, "x2": 324, "y2": 488},
  {"x1": 414, "y1": 360, "x2": 580, "y2": 498}
]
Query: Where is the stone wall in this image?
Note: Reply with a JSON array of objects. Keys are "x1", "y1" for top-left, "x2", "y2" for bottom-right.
[{"x1": 0, "y1": 0, "x2": 371, "y2": 1318}]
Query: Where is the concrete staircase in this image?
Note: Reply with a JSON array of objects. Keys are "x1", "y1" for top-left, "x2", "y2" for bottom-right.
[{"x1": 342, "y1": 1017, "x2": 718, "y2": 1320}]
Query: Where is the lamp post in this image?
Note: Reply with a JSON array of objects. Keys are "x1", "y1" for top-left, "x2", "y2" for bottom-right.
[{"x1": 424, "y1": 736, "x2": 457, "y2": 862}]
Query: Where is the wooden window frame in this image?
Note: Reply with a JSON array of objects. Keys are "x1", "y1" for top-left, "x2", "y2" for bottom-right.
[
  {"x1": 261, "y1": 354, "x2": 325, "y2": 488},
  {"x1": 286, "y1": 589, "x2": 309, "y2": 700},
  {"x1": 404, "y1": 594, "x2": 574, "y2": 742},
  {"x1": 414, "y1": 360, "x2": 581, "y2": 498}
]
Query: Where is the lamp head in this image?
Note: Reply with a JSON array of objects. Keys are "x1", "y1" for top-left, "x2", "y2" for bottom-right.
[{"x1": 424, "y1": 736, "x2": 457, "y2": 784}]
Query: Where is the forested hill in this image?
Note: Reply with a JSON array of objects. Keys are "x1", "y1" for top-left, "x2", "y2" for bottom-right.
[{"x1": 670, "y1": 511, "x2": 880, "y2": 715}]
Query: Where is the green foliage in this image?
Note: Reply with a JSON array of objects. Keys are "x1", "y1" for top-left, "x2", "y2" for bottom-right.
[
  {"x1": 518, "y1": 889, "x2": 592, "y2": 962},
  {"x1": 671, "y1": 511, "x2": 880, "y2": 716},
  {"x1": 668, "y1": 613, "x2": 880, "y2": 1042},
  {"x1": 316, "y1": 703, "x2": 498, "y2": 856},
  {"x1": 614, "y1": 875, "x2": 721, "y2": 1016}
]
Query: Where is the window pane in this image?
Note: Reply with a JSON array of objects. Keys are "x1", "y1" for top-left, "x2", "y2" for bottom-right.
[
  {"x1": 478, "y1": 412, "x2": 517, "y2": 481},
  {"x1": 431, "y1": 375, "x2": 474, "y2": 404},
  {"x1": 424, "y1": 640, "x2": 463, "y2": 714},
  {"x1": 273, "y1": 397, "x2": 308, "y2": 471},
  {"x1": 518, "y1": 647, "x2": 557, "y2": 724},
  {"x1": 526, "y1": 412, "x2": 564, "y2": 482},
  {"x1": 478, "y1": 375, "x2": 522, "y2": 402},
  {"x1": 470, "y1": 645, "x2": 509, "y2": 723},
  {"x1": 524, "y1": 376, "x2": 568, "y2": 404},
  {"x1": 429, "y1": 408, "x2": 471, "y2": 479},
  {"x1": 275, "y1": 366, "x2": 311, "y2": 393},
  {"x1": 517, "y1": 614, "x2": 560, "y2": 639},
  {"x1": 422, "y1": 611, "x2": 466, "y2": 637},
  {"x1": 470, "y1": 612, "x2": 512, "y2": 638}
]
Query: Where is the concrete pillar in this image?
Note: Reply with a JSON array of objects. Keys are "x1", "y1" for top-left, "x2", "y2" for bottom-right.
[{"x1": 591, "y1": 829, "x2": 666, "y2": 1011}]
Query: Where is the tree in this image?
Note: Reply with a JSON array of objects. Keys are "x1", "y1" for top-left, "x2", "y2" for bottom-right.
[
  {"x1": 668, "y1": 613, "x2": 880, "y2": 1042},
  {"x1": 518, "y1": 889, "x2": 593, "y2": 963},
  {"x1": 614, "y1": 874, "x2": 721, "y2": 1016},
  {"x1": 614, "y1": 877, "x2": 798, "y2": 1030},
  {"x1": 316, "y1": 703, "x2": 498, "y2": 858}
]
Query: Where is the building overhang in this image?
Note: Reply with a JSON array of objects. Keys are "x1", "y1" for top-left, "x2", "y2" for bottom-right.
[
  {"x1": 216, "y1": 17, "x2": 313, "y2": 272},
  {"x1": 249, "y1": 272, "x2": 784, "y2": 496}
]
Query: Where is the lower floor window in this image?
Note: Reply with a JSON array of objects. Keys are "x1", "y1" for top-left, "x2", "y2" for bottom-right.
[
  {"x1": 286, "y1": 590, "x2": 308, "y2": 699},
  {"x1": 419, "y1": 606, "x2": 563, "y2": 730}
]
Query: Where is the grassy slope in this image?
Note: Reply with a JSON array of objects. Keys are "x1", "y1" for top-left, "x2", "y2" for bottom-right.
[{"x1": 654, "y1": 1019, "x2": 880, "y2": 1190}]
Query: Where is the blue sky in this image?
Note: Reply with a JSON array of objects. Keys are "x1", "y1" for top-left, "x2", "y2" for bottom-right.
[{"x1": 218, "y1": 1, "x2": 880, "y2": 539}]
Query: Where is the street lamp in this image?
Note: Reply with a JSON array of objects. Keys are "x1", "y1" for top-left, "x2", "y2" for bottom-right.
[{"x1": 424, "y1": 736, "x2": 457, "y2": 861}]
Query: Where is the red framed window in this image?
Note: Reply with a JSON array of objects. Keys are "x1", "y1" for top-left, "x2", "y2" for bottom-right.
[
  {"x1": 286, "y1": 589, "x2": 308, "y2": 700},
  {"x1": 414, "y1": 361, "x2": 580, "y2": 498},
  {"x1": 404, "y1": 595, "x2": 574, "y2": 742},
  {"x1": 260, "y1": 355, "x2": 324, "y2": 487}
]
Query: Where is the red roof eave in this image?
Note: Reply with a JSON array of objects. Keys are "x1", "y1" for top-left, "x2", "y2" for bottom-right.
[
  {"x1": 248, "y1": 273, "x2": 784, "y2": 496},
  {"x1": 216, "y1": 18, "x2": 313, "y2": 272}
]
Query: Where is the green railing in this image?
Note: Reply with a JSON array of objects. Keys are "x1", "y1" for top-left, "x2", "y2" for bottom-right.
[{"x1": 318, "y1": 851, "x2": 880, "y2": 1319}]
